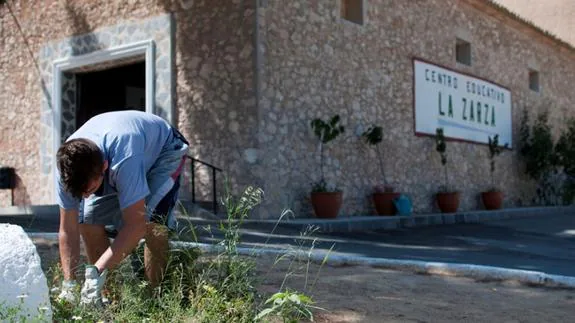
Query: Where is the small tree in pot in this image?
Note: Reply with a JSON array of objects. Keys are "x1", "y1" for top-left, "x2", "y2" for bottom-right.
[
  {"x1": 482, "y1": 134, "x2": 507, "y2": 210},
  {"x1": 362, "y1": 125, "x2": 400, "y2": 215},
  {"x1": 435, "y1": 128, "x2": 460, "y2": 213},
  {"x1": 310, "y1": 115, "x2": 345, "y2": 219}
]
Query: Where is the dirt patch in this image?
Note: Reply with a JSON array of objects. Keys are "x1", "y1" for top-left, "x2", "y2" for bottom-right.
[
  {"x1": 256, "y1": 257, "x2": 575, "y2": 323},
  {"x1": 34, "y1": 239, "x2": 575, "y2": 322}
]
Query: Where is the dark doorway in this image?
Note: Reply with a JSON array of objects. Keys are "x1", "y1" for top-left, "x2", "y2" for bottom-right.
[{"x1": 75, "y1": 61, "x2": 146, "y2": 128}]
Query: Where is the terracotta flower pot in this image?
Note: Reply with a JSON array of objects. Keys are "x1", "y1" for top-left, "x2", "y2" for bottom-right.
[
  {"x1": 373, "y1": 192, "x2": 400, "y2": 215},
  {"x1": 436, "y1": 192, "x2": 460, "y2": 213},
  {"x1": 481, "y1": 191, "x2": 503, "y2": 210},
  {"x1": 311, "y1": 191, "x2": 343, "y2": 219}
]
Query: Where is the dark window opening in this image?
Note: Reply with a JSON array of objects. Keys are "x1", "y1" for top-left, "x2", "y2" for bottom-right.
[
  {"x1": 456, "y1": 38, "x2": 472, "y2": 66},
  {"x1": 341, "y1": 0, "x2": 364, "y2": 25},
  {"x1": 529, "y1": 70, "x2": 540, "y2": 92}
]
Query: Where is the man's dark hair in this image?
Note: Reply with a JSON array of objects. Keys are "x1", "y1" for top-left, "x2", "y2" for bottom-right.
[{"x1": 57, "y1": 138, "x2": 104, "y2": 199}]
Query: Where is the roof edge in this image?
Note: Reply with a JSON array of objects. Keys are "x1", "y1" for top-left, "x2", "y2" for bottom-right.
[{"x1": 470, "y1": 0, "x2": 575, "y2": 54}]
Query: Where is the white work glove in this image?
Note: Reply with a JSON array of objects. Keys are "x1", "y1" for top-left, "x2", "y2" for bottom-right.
[
  {"x1": 56, "y1": 280, "x2": 78, "y2": 304},
  {"x1": 80, "y1": 265, "x2": 107, "y2": 307}
]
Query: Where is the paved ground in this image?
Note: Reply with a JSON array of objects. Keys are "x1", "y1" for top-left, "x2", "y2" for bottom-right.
[
  {"x1": 181, "y1": 213, "x2": 575, "y2": 277},
  {"x1": 3, "y1": 210, "x2": 575, "y2": 277}
]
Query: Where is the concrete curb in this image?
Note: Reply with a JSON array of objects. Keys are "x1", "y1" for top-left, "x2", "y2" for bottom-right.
[
  {"x1": 170, "y1": 241, "x2": 575, "y2": 289},
  {"x1": 27, "y1": 233, "x2": 575, "y2": 289}
]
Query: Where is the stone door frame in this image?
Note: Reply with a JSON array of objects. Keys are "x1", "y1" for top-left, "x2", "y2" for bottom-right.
[
  {"x1": 50, "y1": 40, "x2": 156, "y2": 197},
  {"x1": 38, "y1": 14, "x2": 174, "y2": 204}
]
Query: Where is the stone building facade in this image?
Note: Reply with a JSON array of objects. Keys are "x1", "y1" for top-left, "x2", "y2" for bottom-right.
[
  {"x1": 0, "y1": 0, "x2": 258, "y2": 211},
  {"x1": 1, "y1": 0, "x2": 574, "y2": 219}
]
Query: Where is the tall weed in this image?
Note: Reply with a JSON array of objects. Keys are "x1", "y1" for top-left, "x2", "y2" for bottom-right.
[{"x1": 47, "y1": 184, "x2": 326, "y2": 322}]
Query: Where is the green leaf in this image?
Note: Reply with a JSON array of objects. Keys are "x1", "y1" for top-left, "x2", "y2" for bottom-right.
[
  {"x1": 287, "y1": 293, "x2": 301, "y2": 304},
  {"x1": 255, "y1": 308, "x2": 275, "y2": 320},
  {"x1": 362, "y1": 125, "x2": 383, "y2": 145},
  {"x1": 311, "y1": 115, "x2": 345, "y2": 144},
  {"x1": 297, "y1": 294, "x2": 313, "y2": 304}
]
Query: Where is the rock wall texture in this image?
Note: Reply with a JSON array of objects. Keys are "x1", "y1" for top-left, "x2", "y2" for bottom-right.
[
  {"x1": 0, "y1": 0, "x2": 166, "y2": 206},
  {"x1": 0, "y1": 0, "x2": 256, "y2": 207},
  {"x1": 0, "y1": 224, "x2": 52, "y2": 321},
  {"x1": 171, "y1": 0, "x2": 258, "y2": 203},
  {"x1": 253, "y1": 0, "x2": 575, "y2": 218},
  {"x1": 1, "y1": 0, "x2": 575, "y2": 219}
]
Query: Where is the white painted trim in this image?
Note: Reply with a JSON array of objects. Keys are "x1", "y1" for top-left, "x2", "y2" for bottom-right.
[{"x1": 51, "y1": 40, "x2": 156, "y2": 202}]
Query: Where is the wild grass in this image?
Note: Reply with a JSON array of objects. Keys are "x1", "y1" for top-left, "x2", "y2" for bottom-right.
[{"x1": 44, "y1": 184, "x2": 330, "y2": 323}]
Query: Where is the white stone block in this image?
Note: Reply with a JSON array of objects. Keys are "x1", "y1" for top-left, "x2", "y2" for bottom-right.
[{"x1": 0, "y1": 224, "x2": 52, "y2": 321}]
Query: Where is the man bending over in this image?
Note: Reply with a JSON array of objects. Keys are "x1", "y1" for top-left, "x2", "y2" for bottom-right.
[{"x1": 55, "y1": 110, "x2": 189, "y2": 306}]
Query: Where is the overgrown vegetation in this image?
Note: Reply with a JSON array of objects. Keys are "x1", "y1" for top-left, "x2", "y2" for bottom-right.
[
  {"x1": 255, "y1": 290, "x2": 315, "y2": 323},
  {"x1": 0, "y1": 299, "x2": 49, "y2": 323},
  {"x1": 42, "y1": 185, "x2": 325, "y2": 322},
  {"x1": 520, "y1": 110, "x2": 575, "y2": 205},
  {"x1": 555, "y1": 118, "x2": 575, "y2": 204},
  {"x1": 520, "y1": 111, "x2": 561, "y2": 205}
]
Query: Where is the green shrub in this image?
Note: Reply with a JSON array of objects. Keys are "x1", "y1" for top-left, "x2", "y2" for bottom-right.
[
  {"x1": 555, "y1": 118, "x2": 575, "y2": 204},
  {"x1": 256, "y1": 290, "x2": 315, "y2": 323},
  {"x1": 519, "y1": 111, "x2": 563, "y2": 205},
  {"x1": 0, "y1": 299, "x2": 50, "y2": 323}
]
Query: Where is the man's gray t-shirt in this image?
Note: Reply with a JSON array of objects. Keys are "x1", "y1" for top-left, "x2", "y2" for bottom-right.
[{"x1": 56, "y1": 110, "x2": 173, "y2": 211}]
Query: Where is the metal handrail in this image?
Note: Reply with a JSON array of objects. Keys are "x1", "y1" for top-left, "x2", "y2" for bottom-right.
[{"x1": 185, "y1": 155, "x2": 222, "y2": 214}]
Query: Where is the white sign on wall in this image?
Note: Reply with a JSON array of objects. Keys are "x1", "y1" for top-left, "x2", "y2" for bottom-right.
[{"x1": 413, "y1": 59, "x2": 513, "y2": 147}]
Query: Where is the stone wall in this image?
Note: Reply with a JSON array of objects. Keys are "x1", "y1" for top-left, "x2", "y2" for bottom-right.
[
  {"x1": 2, "y1": 0, "x2": 575, "y2": 220},
  {"x1": 37, "y1": 13, "x2": 174, "y2": 204},
  {"x1": 171, "y1": 0, "x2": 258, "y2": 203},
  {"x1": 0, "y1": 0, "x2": 167, "y2": 206},
  {"x1": 254, "y1": 0, "x2": 575, "y2": 218},
  {"x1": 0, "y1": 0, "x2": 256, "y2": 207}
]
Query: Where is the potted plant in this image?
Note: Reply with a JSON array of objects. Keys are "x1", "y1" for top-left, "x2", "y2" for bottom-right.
[
  {"x1": 482, "y1": 134, "x2": 507, "y2": 210},
  {"x1": 435, "y1": 128, "x2": 460, "y2": 213},
  {"x1": 310, "y1": 115, "x2": 345, "y2": 219},
  {"x1": 362, "y1": 125, "x2": 399, "y2": 215}
]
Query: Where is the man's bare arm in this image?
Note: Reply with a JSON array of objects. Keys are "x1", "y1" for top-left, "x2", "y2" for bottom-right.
[
  {"x1": 94, "y1": 199, "x2": 147, "y2": 272},
  {"x1": 59, "y1": 208, "x2": 80, "y2": 281}
]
